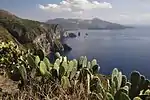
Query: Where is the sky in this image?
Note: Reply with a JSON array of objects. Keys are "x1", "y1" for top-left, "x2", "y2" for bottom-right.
[{"x1": 0, "y1": 0, "x2": 150, "y2": 25}]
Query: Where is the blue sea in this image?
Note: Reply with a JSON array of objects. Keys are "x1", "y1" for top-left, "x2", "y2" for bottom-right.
[{"x1": 64, "y1": 27, "x2": 150, "y2": 78}]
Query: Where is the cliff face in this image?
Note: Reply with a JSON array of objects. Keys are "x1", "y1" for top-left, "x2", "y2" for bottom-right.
[{"x1": 0, "y1": 10, "x2": 64, "y2": 55}]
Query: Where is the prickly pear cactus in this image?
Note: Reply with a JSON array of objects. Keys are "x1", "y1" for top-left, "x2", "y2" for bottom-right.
[
  {"x1": 27, "y1": 54, "x2": 36, "y2": 68},
  {"x1": 69, "y1": 59, "x2": 78, "y2": 80},
  {"x1": 18, "y1": 65, "x2": 27, "y2": 83},
  {"x1": 54, "y1": 59, "x2": 61, "y2": 75},
  {"x1": 133, "y1": 97, "x2": 142, "y2": 100},
  {"x1": 70, "y1": 67, "x2": 77, "y2": 80},
  {"x1": 35, "y1": 56, "x2": 40, "y2": 67},
  {"x1": 118, "y1": 72, "x2": 123, "y2": 90},
  {"x1": 61, "y1": 58, "x2": 68, "y2": 74},
  {"x1": 126, "y1": 82, "x2": 131, "y2": 89},
  {"x1": 43, "y1": 57, "x2": 53, "y2": 71},
  {"x1": 121, "y1": 75, "x2": 127, "y2": 87},
  {"x1": 129, "y1": 71, "x2": 141, "y2": 99},
  {"x1": 39, "y1": 61, "x2": 47, "y2": 75},
  {"x1": 130, "y1": 71, "x2": 141, "y2": 86},
  {"x1": 111, "y1": 68, "x2": 122, "y2": 91},
  {"x1": 139, "y1": 75, "x2": 146, "y2": 90},
  {"x1": 106, "y1": 92, "x2": 114, "y2": 100},
  {"x1": 55, "y1": 52, "x2": 61, "y2": 58},
  {"x1": 59, "y1": 66, "x2": 65, "y2": 79},
  {"x1": 78, "y1": 56, "x2": 84, "y2": 69},
  {"x1": 82, "y1": 56, "x2": 87, "y2": 68},
  {"x1": 120, "y1": 86, "x2": 129, "y2": 94},
  {"x1": 68, "y1": 61, "x2": 74, "y2": 74},
  {"x1": 92, "y1": 64, "x2": 100, "y2": 74},
  {"x1": 87, "y1": 61, "x2": 91, "y2": 69},
  {"x1": 114, "y1": 91, "x2": 131, "y2": 100},
  {"x1": 111, "y1": 68, "x2": 119, "y2": 83},
  {"x1": 144, "y1": 89, "x2": 150, "y2": 95},
  {"x1": 91, "y1": 59, "x2": 97, "y2": 67},
  {"x1": 61, "y1": 76, "x2": 71, "y2": 89},
  {"x1": 143, "y1": 79, "x2": 150, "y2": 92}
]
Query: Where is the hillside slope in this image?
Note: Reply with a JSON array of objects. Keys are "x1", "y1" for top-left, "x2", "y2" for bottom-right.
[{"x1": 0, "y1": 9, "x2": 65, "y2": 54}]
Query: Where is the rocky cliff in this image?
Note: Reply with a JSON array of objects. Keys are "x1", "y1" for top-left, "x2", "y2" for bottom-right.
[{"x1": 0, "y1": 9, "x2": 66, "y2": 55}]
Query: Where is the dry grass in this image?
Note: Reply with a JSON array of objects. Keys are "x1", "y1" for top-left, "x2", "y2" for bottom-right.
[{"x1": 0, "y1": 75, "x2": 89, "y2": 100}]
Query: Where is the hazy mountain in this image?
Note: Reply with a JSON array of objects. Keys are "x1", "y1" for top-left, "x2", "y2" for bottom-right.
[{"x1": 46, "y1": 18, "x2": 129, "y2": 30}]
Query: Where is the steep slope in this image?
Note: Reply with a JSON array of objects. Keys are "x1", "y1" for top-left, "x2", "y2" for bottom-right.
[
  {"x1": 47, "y1": 18, "x2": 128, "y2": 30},
  {"x1": 0, "y1": 9, "x2": 65, "y2": 55}
]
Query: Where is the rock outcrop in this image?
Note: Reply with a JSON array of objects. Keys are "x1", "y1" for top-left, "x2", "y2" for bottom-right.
[{"x1": 0, "y1": 9, "x2": 67, "y2": 55}]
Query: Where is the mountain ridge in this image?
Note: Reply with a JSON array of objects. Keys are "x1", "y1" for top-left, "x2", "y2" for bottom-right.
[{"x1": 46, "y1": 18, "x2": 130, "y2": 31}]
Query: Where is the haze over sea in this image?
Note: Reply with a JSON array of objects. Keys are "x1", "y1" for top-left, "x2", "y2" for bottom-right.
[{"x1": 64, "y1": 27, "x2": 150, "y2": 78}]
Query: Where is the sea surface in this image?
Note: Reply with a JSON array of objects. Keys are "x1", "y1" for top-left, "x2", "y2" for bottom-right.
[{"x1": 63, "y1": 27, "x2": 150, "y2": 78}]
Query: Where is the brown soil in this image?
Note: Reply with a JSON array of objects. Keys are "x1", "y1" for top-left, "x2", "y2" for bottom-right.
[{"x1": 0, "y1": 75, "x2": 19, "y2": 94}]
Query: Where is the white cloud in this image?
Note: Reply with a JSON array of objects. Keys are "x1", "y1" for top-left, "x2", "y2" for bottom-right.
[{"x1": 39, "y1": 0, "x2": 112, "y2": 13}]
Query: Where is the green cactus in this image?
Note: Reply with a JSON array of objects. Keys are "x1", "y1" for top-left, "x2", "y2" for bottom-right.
[
  {"x1": 92, "y1": 65, "x2": 100, "y2": 74},
  {"x1": 63, "y1": 56, "x2": 67, "y2": 62},
  {"x1": 75, "y1": 71, "x2": 80, "y2": 80},
  {"x1": 143, "y1": 79, "x2": 150, "y2": 92},
  {"x1": 129, "y1": 71, "x2": 141, "y2": 99},
  {"x1": 130, "y1": 71, "x2": 141, "y2": 86},
  {"x1": 39, "y1": 61, "x2": 47, "y2": 75},
  {"x1": 91, "y1": 59, "x2": 97, "y2": 67},
  {"x1": 43, "y1": 57, "x2": 53, "y2": 71},
  {"x1": 78, "y1": 56, "x2": 84, "y2": 69},
  {"x1": 120, "y1": 86, "x2": 129, "y2": 94},
  {"x1": 82, "y1": 56, "x2": 87, "y2": 68},
  {"x1": 111, "y1": 68, "x2": 122, "y2": 91},
  {"x1": 54, "y1": 59, "x2": 61, "y2": 75},
  {"x1": 68, "y1": 61, "x2": 74, "y2": 73},
  {"x1": 27, "y1": 54, "x2": 36, "y2": 68},
  {"x1": 18, "y1": 65, "x2": 27, "y2": 83},
  {"x1": 87, "y1": 61, "x2": 91, "y2": 69},
  {"x1": 55, "y1": 52, "x2": 63, "y2": 62},
  {"x1": 61, "y1": 59, "x2": 68, "y2": 74},
  {"x1": 126, "y1": 82, "x2": 132, "y2": 89},
  {"x1": 139, "y1": 75, "x2": 146, "y2": 90},
  {"x1": 70, "y1": 67, "x2": 77, "y2": 80},
  {"x1": 121, "y1": 75, "x2": 127, "y2": 87},
  {"x1": 144, "y1": 89, "x2": 150, "y2": 95},
  {"x1": 118, "y1": 72, "x2": 123, "y2": 89},
  {"x1": 133, "y1": 97, "x2": 142, "y2": 100},
  {"x1": 35, "y1": 56, "x2": 40, "y2": 67},
  {"x1": 114, "y1": 91, "x2": 131, "y2": 100},
  {"x1": 87, "y1": 74, "x2": 91, "y2": 94},
  {"x1": 59, "y1": 66, "x2": 65, "y2": 79},
  {"x1": 73, "y1": 59, "x2": 78, "y2": 68},
  {"x1": 111, "y1": 68, "x2": 119, "y2": 83},
  {"x1": 69, "y1": 59, "x2": 78, "y2": 80},
  {"x1": 90, "y1": 76, "x2": 104, "y2": 93},
  {"x1": 55, "y1": 52, "x2": 61, "y2": 58},
  {"x1": 106, "y1": 92, "x2": 114, "y2": 100},
  {"x1": 61, "y1": 76, "x2": 71, "y2": 89}
]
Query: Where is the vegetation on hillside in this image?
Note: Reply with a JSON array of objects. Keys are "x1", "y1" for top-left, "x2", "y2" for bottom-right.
[
  {"x1": 0, "y1": 41, "x2": 150, "y2": 100},
  {"x1": 0, "y1": 9, "x2": 66, "y2": 55}
]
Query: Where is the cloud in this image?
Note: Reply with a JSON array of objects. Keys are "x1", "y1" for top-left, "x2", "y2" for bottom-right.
[{"x1": 39, "y1": 0, "x2": 112, "y2": 13}]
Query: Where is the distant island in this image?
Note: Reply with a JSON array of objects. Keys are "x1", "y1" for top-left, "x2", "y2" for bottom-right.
[{"x1": 47, "y1": 18, "x2": 132, "y2": 30}]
